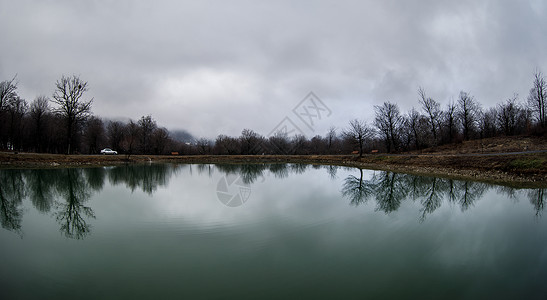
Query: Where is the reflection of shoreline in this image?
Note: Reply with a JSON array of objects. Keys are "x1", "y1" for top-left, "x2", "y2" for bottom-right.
[
  {"x1": 0, "y1": 164, "x2": 545, "y2": 238},
  {"x1": 0, "y1": 164, "x2": 181, "y2": 239},
  {"x1": 341, "y1": 168, "x2": 546, "y2": 220}
]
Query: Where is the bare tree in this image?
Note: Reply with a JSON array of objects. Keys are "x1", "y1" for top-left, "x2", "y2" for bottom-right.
[
  {"x1": 239, "y1": 129, "x2": 262, "y2": 155},
  {"x1": 479, "y1": 107, "x2": 497, "y2": 139},
  {"x1": 310, "y1": 135, "x2": 327, "y2": 154},
  {"x1": 82, "y1": 116, "x2": 105, "y2": 154},
  {"x1": 197, "y1": 138, "x2": 212, "y2": 154},
  {"x1": 214, "y1": 134, "x2": 241, "y2": 155},
  {"x1": 326, "y1": 126, "x2": 337, "y2": 153},
  {"x1": 137, "y1": 115, "x2": 157, "y2": 154},
  {"x1": 418, "y1": 87, "x2": 441, "y2": 144},
  {"x1": 343, "y1": 119, "x2": 372, "y2": 157},
  {"x1": 51, "y1": 75, "x2": 93, "y2": 154},
  {"x1": 122, "y1": 120, "x2": 139, "y2": 159},
  {"x1": 0, "y1": 76, "x2": 18, "y2": 111},
  {"x1": 6, "y1": 96, "x2": 28, "y2": 151},
  {"x1": 443, "y1": 100, "x2": 458, "y2": 143},
  {"x1": 457, "y1": 91, "x2": 481, "y2": 140},
  {"x1": 528, "y1": 71, "x2": 546, "y2": 128},
  {"x1": 374, "y1": 102, "x2": 403, "y2": 153},
  {"x1": 497, "y1": 96, "x2": 522, "y2": 136},
  {"x1": 151, "y1": 127, "x2": 170, "y2": 154},
  {"x1": 0, "y1": 76, "x2": 19, "y2": 150},
  {"x1": 406, "y1": 108, "x2": 425, "y2": 150},
  {"x1": 400, "y1": 115, "x2": 413, "y2": 151},
  {"x1": 106, "y1": 121, "x2": 126, "y2": 152},
  {"x1": 29, "y1": 96, "x2": 50, "y2": 152},
  {"x1": 291, "y1": 134, "x2": 309, "y2": 154},
  {"x1": 268, "y1": 131, "x2": 290, "y2": 154}
]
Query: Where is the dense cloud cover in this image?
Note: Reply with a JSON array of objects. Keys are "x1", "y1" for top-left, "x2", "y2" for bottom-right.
[{"x1": 1, "y1": 0, "x2": 545, "y2": 138}]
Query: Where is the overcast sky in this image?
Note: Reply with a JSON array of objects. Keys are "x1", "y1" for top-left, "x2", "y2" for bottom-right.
[{"x1": 1, "y1": 0, "x2": 546, "y2": 139}]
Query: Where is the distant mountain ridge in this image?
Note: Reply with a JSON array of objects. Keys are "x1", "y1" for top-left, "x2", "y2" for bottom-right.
[{"x1": 170, "y1": 129, "x2": 196, "y2": 144}]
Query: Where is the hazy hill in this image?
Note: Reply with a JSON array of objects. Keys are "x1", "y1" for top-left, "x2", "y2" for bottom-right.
[{"x1": 170, "y1": 129, "x2": 196, "y2": 144}]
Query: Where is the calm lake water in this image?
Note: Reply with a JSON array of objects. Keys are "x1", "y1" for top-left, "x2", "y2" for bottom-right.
[{"x1": 1, "y1": 164, "x2": 546, "y2": 299}]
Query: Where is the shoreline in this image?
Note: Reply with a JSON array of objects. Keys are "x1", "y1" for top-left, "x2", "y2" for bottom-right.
[{"x1": 1, "y1": 152, "x2": 546, "y2": 188}]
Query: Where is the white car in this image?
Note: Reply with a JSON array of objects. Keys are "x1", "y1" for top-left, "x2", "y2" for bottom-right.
[{"x1": 100, "y1": 148, "x2": 118, "y2": 155}]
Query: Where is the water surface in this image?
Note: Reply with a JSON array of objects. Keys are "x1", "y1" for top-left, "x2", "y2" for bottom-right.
[{"x1": 1, "y1": 164, "x2": 546, "y2": 299}]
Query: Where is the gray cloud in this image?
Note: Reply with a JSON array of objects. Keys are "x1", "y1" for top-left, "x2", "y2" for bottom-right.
[{"x1": 1, "y1": 0, "x2": 545, "y2": 138}]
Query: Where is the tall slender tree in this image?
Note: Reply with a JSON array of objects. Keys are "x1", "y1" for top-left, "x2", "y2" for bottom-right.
[
  {"x1": 457, "y1": 91, "x2": 480, "y2": 140},
  {"x1": 406, "y1": 108, "x2": 423, "y2": 150},
  {"x1": 443, "y1": 100, "x2": 458, "y2": 143},
  {"x1": 29, "y1": 96, "x2": 50, "y2": 152},
  {"x1": 528, "y1": 71, "x2": 546, "y2": 128},
  {"x1": 326, "y1": 126, "x2": 337, "y2": 154},
  {"x1": 418, "y1": 87, "x2": 441, "y2": 144},
  {"x1": 137, "y1": 115, "x2": 157, "y2": 154}
]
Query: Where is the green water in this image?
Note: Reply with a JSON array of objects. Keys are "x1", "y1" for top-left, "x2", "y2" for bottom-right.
[{"x1": 1, "y1": 164, "x2": 546, "y2": 299}]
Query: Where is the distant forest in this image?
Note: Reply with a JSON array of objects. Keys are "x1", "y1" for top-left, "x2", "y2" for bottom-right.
[{"x1": 0, "y1": 71, "x2": 545, "y2": 156}]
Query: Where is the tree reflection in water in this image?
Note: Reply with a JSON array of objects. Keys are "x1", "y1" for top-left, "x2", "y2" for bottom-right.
[
  {"x1": 340, "y1": 167, "x2": 539, "y2": 221},
  {"x1": 54, "y1": 169, "x2": 96, "y2": 239},
  {"x1": 24, "y1": 169, "x2": 57, "y2": 213},
  {"x1": 215, "y1": 163, "x2": 311, "y2": 184},
  {"x1": 416, "y1": 177, "x2": 444, "y2": 222},
  {"x1": 324, "y1": 165, "x2": 338, "y2": 180},
  {"x1": 405, "y1": 175, "x2": 443, "y2": 221},
  {"x1": 196, "y1": 164, "x2": 214, "y2": 178},
  {"x1": 528, "y1": 189, "x2": 546, "y2": 217},
  {"x1": 0, "y1": 164, "x2": 545, "y2": 238},
  {"x1": 341, "y1": 168, "x2": 374, "y2": 206},
  {"x1": 269, "y1": 164, "x2": 290, "y2": 179},
  {"x1": 107, "y1": 164, "x2": 178, "y2": 195},
  {"x1": 451, "y1": 181, "x2": 488, "y2": 211},
  {"x1": 373, "y1": 172, "x2": 409, "y2": 213},
  {"x1": 84, "y1": 167, "x2": 107, "y2": 191},
  {"x1": 216, "y1": 164, "x2": 267, "y2": 184},
  {"x1": 0, "y1": 170, "x2": 25, "y2": 234}
]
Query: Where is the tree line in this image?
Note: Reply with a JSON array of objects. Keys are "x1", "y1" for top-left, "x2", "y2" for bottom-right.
[
  {"x1": 0, "y1": 71, "x2": 545, "y2": 155},
  {"x1": 343, "y1": 71, "x2": 545, "y2": 156},
  {"x1": 0, "y1": 75, "x2": 175, "y2": 155}
]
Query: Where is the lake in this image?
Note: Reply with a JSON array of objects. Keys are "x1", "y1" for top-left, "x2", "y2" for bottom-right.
[{"x1": 1, "y1": 164, "x2": 546, "y2": 299}]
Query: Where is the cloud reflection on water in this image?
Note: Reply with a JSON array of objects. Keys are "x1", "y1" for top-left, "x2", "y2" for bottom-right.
[{"x1": 0, "y1": 164, "x2": 544, "y2": 239}]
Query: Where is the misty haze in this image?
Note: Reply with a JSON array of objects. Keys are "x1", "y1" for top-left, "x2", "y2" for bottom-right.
[{"x1": 1, "y1": 1, "x2": 546, "y2": 299}]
